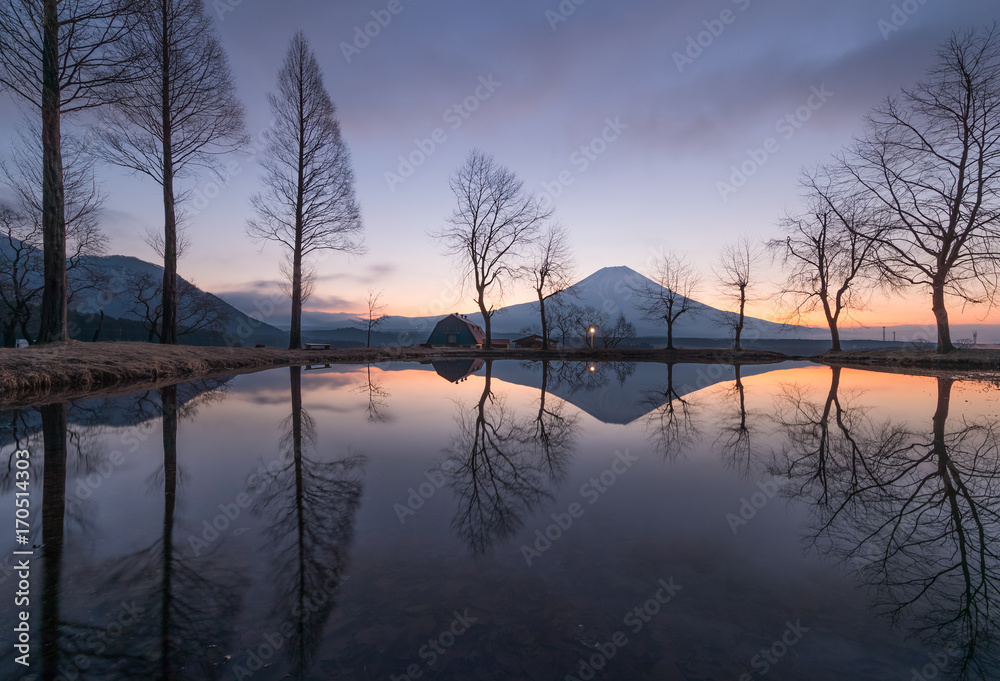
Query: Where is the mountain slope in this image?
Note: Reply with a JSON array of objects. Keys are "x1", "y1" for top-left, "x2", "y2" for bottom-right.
[{"x1": 0, "y1": 236, "x2": 288, "y2": 346}]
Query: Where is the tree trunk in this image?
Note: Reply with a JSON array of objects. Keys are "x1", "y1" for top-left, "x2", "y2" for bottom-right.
[
  {"x1": 931, "y1": 279, "x2": 955, "y2": 354},
  {"x1": 479, "y1": 294, "x2": 491, "y2": 349},
  {"x1": 538, "y1": 291, "x2": 548, "y2": 350},
  {"x1": 666, "y1": 319, "x2": 674, "y2": 350},
  {"x1": 822, "y1": 295, "x2": 841, "y2": 352},
  {"x1": 159, "y1": 1, "x2": 178, "y2": 345},
  {"x1": 91, "y1": 310, "x2": 104, "y2": 342},
  {"x1": 37, "y1": 0, "x2": 67, "y2": 344},
  {"x1": 734, "y1": 285, "x2": 746, "y2": 351},
  {"x1": 2, "y1": 320, "x2": 14, "y2": 347},
  {"x1": 289, "y1": 58, "x2": 306, "y2": 351},
  {"x1": 289, "y1": 245, "x2": 302, "y2": 349}
]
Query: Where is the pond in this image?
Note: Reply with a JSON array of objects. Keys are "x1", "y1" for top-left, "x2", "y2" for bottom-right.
[{"x1": 1, "y1": 359, "x2": 999, "y2": 680}]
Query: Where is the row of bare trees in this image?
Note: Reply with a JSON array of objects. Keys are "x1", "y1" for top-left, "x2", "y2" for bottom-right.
[
  {"x1": 0, "y1": 1, "x2": 363, "y2": 349},
  {"x1": 771, "y1": 25, "x2": 1000, "y2": 353},
  {"x1": 439, "y1": 26, "x2": 1000, "y2": 355}
]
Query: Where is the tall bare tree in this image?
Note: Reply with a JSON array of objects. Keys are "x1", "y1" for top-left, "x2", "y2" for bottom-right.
[
  {"x1": 0, "y1": 0, "x2": 137, "y2": 343},
  {"x1": 248, "y1": 31, "x2": 363, "y2": 350},
  {"x1": 355, "y1": 288, "x2": 388, "y2": 348},
  {"x1": 770, "y1": 171, "x2": 882, "y2": 352},
  {"x1": 841, "y1": 25, "x2": 1000, "y2": 353},
  {"x1": 524, "y1": 224, "x2": 574, "y2": 350},
  {"x1": 632, "y1": 251, "x2": 700, "y2": 350},
  {"x1": 715, "y1": 235, "x2": 765, "y2": 351},
  {"x1": 97, "y1": 0, "x2": 246, "y2": 344},
  {"x1": 436, "y1": 149, "x2": 550, "y2": 348}
]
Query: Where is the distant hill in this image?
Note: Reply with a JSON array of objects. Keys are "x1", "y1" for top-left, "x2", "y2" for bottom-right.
[{"x1": 0, "y1": 237, "x2": 289, "y2": 347}]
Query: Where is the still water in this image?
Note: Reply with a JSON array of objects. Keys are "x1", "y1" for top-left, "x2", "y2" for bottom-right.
[{"x1": 1, "y1": 360, "x2": 999, "y2": 680}]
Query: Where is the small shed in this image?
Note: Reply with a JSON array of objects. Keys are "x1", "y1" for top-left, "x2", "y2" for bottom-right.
[
  {"x1": 491, "y1": 338, "x2": 510, "y2": 349},
  {"x1": 514, "y1": 335, "x2": 558, "y2": 349},
  {"x1": 426, "y1": 313, "x2": 486, "y2": 347}
]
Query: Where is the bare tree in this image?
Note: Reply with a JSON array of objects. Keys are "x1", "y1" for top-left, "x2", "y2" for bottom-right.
[
  {"x1": 0, "y1": 129, "x2": 107, "y2": 343},
  {"x1": 0, "y1": 205, "x2": 37, "y2": 345},
  {"x1": 0, "y1": 0, "x2": 137, "y2": 343},
  {"x1": 548, "y1": 298, "x2": 583, "y2": 348},
  {"x1": 524, "y1": 224, "x2": 574, "y2": 350},
  {"x1": 841, "y1": 25, "x2": 1000, "y2": 353},
  {"x1": 633, "y1": 251, "x2": 700, "y2": 350},
  {"x1": 715, "y1": 235, "x2": 765, "y2": 350},
  {"x1": 436, "y1": 149, "x2": 550, "y2": 348},
  {"x1": 96, "y1": 0, "x2": 246, "y2": 345},
  {"x1": 124, "y1": 270, "x2": 230, "y2": 342},
  {"x1": 247, "y1": 32, "x2": 363, "y2": 350},
  {"x1": 355, "y1": 288, "x2": 388, "y2": 348},
  {"x1": 770, "y1": 171, "x2": 882, "y2": 352},
  {"x1": 600, "y1": 312, "x2": 636, "y2": 348}
]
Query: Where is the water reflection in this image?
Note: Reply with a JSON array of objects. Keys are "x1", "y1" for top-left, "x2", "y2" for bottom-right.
[
  {"x1": 439, "y1": 360, "x2": 572, "y2": 555},
  {"x1": 3, "y1": 362, "x2": 999, "y2": 679},
  {"x1": 772, "y1": 373, "x2": 1000, "y2": 679},
  {"x1": 85, "y1": 384, "x2": 241, "y2": 680},
  {"x1": 641, "y1": 363, "x2": 701, "y2": 460},
  {"x1": 247, "y1": 366, "x2": 365, "y2": 678},
  {"x1": 354, "y1": 363, "x2": 391, "y2": 423},
  {"x1": 40, "y1": 403, "x2": 66, "y2": 681}
]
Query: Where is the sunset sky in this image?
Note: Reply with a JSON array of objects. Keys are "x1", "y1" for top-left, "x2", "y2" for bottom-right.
[{"x1": 1, "y1": 0, "x2": 999, "y2": 328}]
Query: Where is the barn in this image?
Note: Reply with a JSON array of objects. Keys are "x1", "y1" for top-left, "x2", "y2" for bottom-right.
[{"x1": 426, "y1": 313, "x2": 486, "y2": 347}]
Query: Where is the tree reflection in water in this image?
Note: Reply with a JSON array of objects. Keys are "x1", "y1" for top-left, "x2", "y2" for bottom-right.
[
  {"x1": 440, "y1": 360, "x2": 575, "y2": 555},
  {"x1": 354, "y1": 363, "x2": 391, "y2": 423},
  {"x1": 772, "y1": 372, "x2": 1000, "y2": 679},
  {"x1": 249, "y1": 366, "x2": 366, "y2": 678},
  {"x1": 641, "y1": 363, "x2": 701, "y2": 460},
  {"x1": 79, "y1": 383, "x2": 242, "y2": 680}
]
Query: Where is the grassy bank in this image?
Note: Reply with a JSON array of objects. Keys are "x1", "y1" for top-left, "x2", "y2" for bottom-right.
[
  {"x1": 0, "y1": 342, "x2": 792, "y2": 407},
  {"x1": 813, "y1": 348, "x2": 1000, "y2": 379}
]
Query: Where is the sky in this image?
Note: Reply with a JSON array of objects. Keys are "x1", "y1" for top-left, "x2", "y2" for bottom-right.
[{"x1": 1, "y1": 0, "x2": 1000, "y2": 329}]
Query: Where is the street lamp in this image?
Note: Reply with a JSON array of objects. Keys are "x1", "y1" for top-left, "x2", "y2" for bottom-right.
[{"x1": 588, "y1": 327, "x2": 596, "y2": 348}]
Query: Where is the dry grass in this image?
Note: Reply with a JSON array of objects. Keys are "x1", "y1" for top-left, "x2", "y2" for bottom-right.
[
  {"x1": 813, "y1": 347, "x2": 1000, "y2": 381},
  {"x1": 0, "y1": 342, "x2": 791, "y2": 407}
]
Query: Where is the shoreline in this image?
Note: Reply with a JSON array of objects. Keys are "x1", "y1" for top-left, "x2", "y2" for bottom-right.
[
  {"x1": 0, "y1": 342, "x2": 789, "y2": 407},
  {"x1": 1, "y1": 342, "x2": 997, "y2": 407}
]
